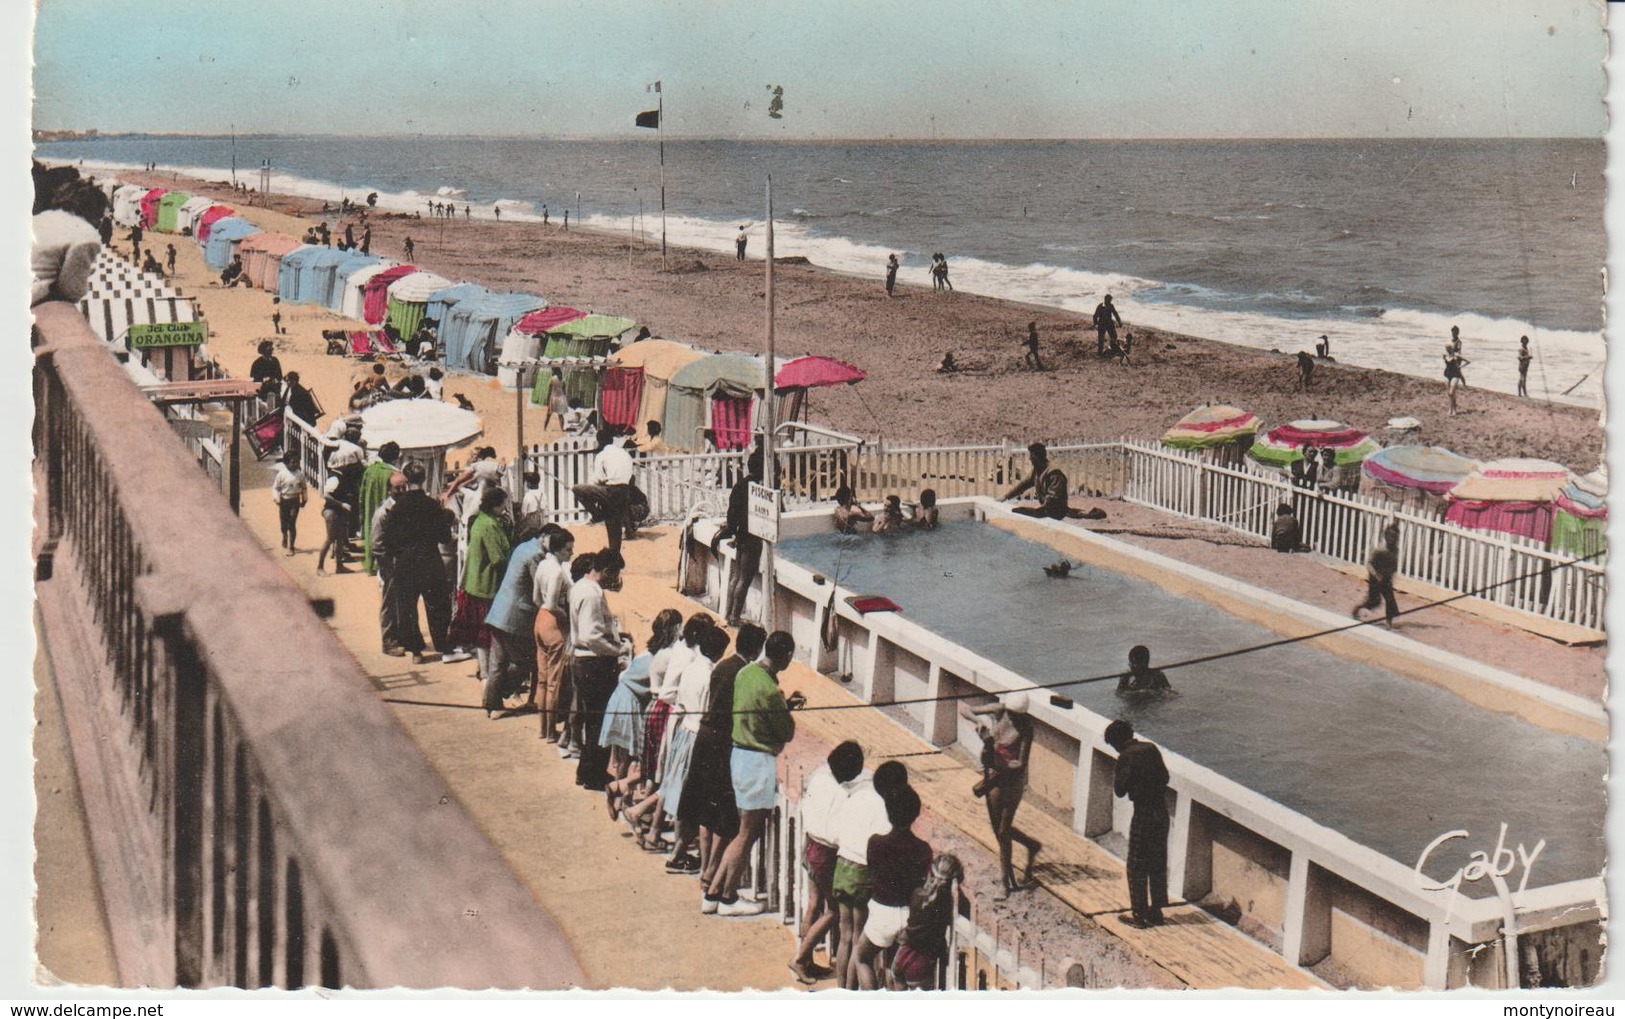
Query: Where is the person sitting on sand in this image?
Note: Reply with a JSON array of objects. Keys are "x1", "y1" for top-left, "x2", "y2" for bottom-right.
[
  {"x1": 1117, "y1": 645, "x2": 1174, "y2": 697},
  {"x1": 833, "y1": 486, "x2": 873, "y2": 533},
  {"x1": 220, "y1": 254, "x2": 247, "y2": 287},
  {"x1": 1001, "y1": 442, "x2": 1100, "y2": 520},
  {"x1": 872, "y1": 495, "x2": 905, "y2": 534},
  {"x1": 935, "y1": 351, "x2": 957, "y2": 373},
  {"x1": 1316, "y1": 334, "x2": 1331, "y2": 359},
  {"x1": 1270, "y1": 503, "x2": 1311, "y2": 553},
  {"x1": 424, "y1": 366, "x2": 445, "y2": 401},
  {"x1": 913, "y1": 489, "x2": 939, "y2": 530}
]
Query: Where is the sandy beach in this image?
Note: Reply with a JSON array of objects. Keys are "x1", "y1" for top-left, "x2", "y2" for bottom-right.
[{"x1": 112, "y1": 167, "x2": 1603, "y2": 473}]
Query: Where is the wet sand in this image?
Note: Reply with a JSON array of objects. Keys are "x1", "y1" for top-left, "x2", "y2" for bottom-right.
[{"x1": 119, "y1": 168, "x2": 1603, "y2": 471}]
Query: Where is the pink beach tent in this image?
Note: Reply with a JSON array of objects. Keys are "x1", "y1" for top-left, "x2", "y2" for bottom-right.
[
  {"x1": 236, "y1": 233, "x2": 305, "y2": 290},
  {"x1": 361, "y1": 265, "x2": 419, "y2": 325},
  {"x1": 139, "y1": 189, "x2": 168, "y2": 230},
  {"x1": 1443, "y1": 458, "x2": 1574, "y2": 544}
]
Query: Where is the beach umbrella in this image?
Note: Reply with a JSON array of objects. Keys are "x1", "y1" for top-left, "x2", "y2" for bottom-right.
[
  {"x1": 359, "y1": 400, "x2": 483, "y2": 495},
  {"x1": 1161, "y1": 403, "x2": 1261, "y2": 451},
  {"x1": 774, "y1": 355, "x2": 866, "y2": 392},
  {"x1": 1360, "y1": 445, "x2": 1481, "y2": 495},
  {"x1": 1248, "y1": 419, "x2": 1381, "y2": 470},
  {"x1": 1444, "y1": 458, "x2": 1574, "y2": 544},
  {"x1": 384, "y1": 271, "x2": 454, "y2": 341}
]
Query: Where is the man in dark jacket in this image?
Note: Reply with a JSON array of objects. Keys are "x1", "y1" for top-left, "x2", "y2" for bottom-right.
[
  {"x1": 1105, "y1": 719, "x2": 1170, "y2": 928},
  {"x1": 381, "y1": 462, "x2": 454, "y2": 664},
  {"x1": 715, "y1": 450, "x2": 765, "y2": 627}
]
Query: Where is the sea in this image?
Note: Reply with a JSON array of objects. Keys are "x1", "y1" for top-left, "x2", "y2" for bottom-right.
[{"x1": 37, "y1": 135, "x2": 1606, "y2": 408}]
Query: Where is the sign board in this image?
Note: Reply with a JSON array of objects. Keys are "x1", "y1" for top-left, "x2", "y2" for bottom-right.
[
  {"x1": 127, "y1": 320, "x2": 206, "y2": 349},
  {"x1": 747, "y1": 482, "x2": 781, "y2": 544}
]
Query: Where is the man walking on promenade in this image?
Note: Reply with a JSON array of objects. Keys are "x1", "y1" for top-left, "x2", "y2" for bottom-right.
[
  {"x1": 383, "y1": 462, "x2": 454, "y2": 665},
  {"x1": 1105, "y1": 719, "x2": 1170, "y2": 928},
  {"x1": 1093, "y1": 294, "x2": 1122, "y2": 355},
  {"x1": 1353, "y1": 522, "x2": 1402, "y2": 628}
]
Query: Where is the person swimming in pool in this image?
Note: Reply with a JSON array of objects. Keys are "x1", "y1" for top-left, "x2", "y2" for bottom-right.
[{"x1": 1116, "y1": 645, "x2": 1175, "y2": 698}]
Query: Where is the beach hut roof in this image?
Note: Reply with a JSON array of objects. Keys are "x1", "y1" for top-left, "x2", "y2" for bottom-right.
[
  {"x1": 427, "y1": 283, "x2": 490, "y2": 306},
  {"x1": 207, "y1": 218, "x2": 261, "y2": 242},
  {"x1": 1160, "y1": 403, "x2": 1260, "y2": 450},
  {"x1": 332, "y1": 252, "x2": 382, "y2": 277},
  {"x1": 283, "y1": 246, "x2": 350, "y2": 270},
  {"x1": 459, "y1": 291, "x2": 547, "y2": 319},
  {"x1": 1360, "y1": 445, "x2": 1481, "y2": 495},
  {"x1": 113, "y1": 184, "x2": 147, "y2": 200},
  {"x1": 237, "y1": 232, "x2": 304, "y2": 257},
  {"x1": 342, "y1": 262, "x2": 395, "y2": 289},
  {"x1": 1447, "y1": 458, "x2": 1573, "y2": 504},
  {"x1": 386, "y1": 271, "x2": 455, "y2": 303},
  {"x1": 514, "y1": 306, "x2": 584, "y2": 336},
  {"x1": 611, "y1": 339, "x2": 707, "y2": 379},
  {"x1": 775, "y1": 355, "x2": 865, "y2": 392},
  {"x1": 670, "y1": 352, "x2": 774, "y2": 396},
  {"x1": 180, "y1": 195, "x2": 215, "y2": 213},
  {"x1": 1556, "y1": 476, "x2": 1606, "y2": 519},
  {"x1": 544, "y1": 314, "x2": 636, "y2": 340}
]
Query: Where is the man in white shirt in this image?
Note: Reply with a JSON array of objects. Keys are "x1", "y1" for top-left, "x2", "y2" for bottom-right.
[
  {"x1": 790, "y1": 741, "x2": 866, "y2": 984},
  {"x1": 568, "y1": 552, "x2": 628, "y2": 791},
  {"x1": 571, "y1": 428, "x2": 637, "y2": 554},
  {"x1": 831, "y1": 760, "x2": 909, "y2": 991},
  {"x1": 270, "y1": 449, "x2": 306, "y2": 556},
  {"x1": 325, "y1": 427, "x2": 368, "y2": 543}
]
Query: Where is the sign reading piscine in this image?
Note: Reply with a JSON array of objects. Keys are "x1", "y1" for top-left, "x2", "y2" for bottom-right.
[
  {"x1": 748, "y1": 483, "x2": 781, "y2": 543},
  {"x1": 127, "y1": 321, "x2": 206, "y2": 349}
]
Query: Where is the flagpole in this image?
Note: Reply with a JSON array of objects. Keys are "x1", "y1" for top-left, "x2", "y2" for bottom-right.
[
  {"x1": 761, "y1": 174, "x2": 776, "y2": 631},
  {"x1": 658, "y1": 89, "x2": 667, "y2": 269}
]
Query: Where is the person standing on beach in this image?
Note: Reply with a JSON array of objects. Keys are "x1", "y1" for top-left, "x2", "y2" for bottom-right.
[
  {"x1": 465, "y1": 204, "x2": 471, "y2": 220},
  {"x1": 541, "y1": 367, "x2": 568, "y2": 432},
  {"x1": 360, "y1": 225, "x2": 372, "y2": 255},
  {"x1": 127, "y1": 222, "x2": 142, "y2": 265},
  {"x1": 1105, "y1": 719, "x2": 1170, "y2": 928},
  {"x1": 1353, "y1": 522, "x2": 1401, "y2": 628},
  {"x1": 1444, "y1": 346, "x2": 1470, "y2": 416},
  {"x1": 404, "y1": 236, "x2": 414, "y2": 261},
  {"x1": 736, "y1": 226, "x2": 748, "y2": 261},
  {"x1": 563, "y1": 209, "x2": 569, "y2": 230},
  {"x1": 1022, "y1": 322, "x2": 1044, "y2": 371},
  {"x1": 542, "y1": 205, "x2": 549, "y2": 226},
  {"x1": 1295, "y1": 350, "x2": 1315, "y2": 390},
  {"x1": 165, "y1": 243, "x2": 176, "y2": 276},
  {"x1": 1094, "y1": 294, "x2": 1122, "y2": 355},
  {"x1": 344, "y1": 223, "x2": 355, "y2": 250},
  {"x1": 884, "y1": 254, "x2": 899, "y2": 297},
  {"x1": 1517, "y1": 335, "x2": 1532, "y2": 397},
  {"x1": 271, "y1": 297, "x2": 285, "y2": 336},
  {"x1": 318, "y1": 221, "x2": 331, "y2": 246}
]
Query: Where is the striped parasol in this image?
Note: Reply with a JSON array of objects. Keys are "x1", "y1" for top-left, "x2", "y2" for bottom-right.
[
  {"x1": 1446, "y1": 458, "x2": 1573, "y2": 504},
  {"x1": 1361, "y1": 445, "x2": 1481, "y2": 495},
  {"x1": 1248, "y1": 419, "x2": 1381, "y2": 470},
  {"x1": 1161, "y1": 404, "x2": 1261, "y2": 450}
]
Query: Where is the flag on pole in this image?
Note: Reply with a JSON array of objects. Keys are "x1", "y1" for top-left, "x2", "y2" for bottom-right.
[{"x1": 635, "y1": 109, "x2": 660, "y2": 129}]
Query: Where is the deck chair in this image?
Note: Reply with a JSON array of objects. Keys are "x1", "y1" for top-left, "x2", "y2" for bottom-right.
[{"x1": 247, "y1": 408, "x2": 285, "y2": 460}]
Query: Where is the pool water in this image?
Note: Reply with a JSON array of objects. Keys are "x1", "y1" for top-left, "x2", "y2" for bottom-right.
[{"x1": 778, "y1": 521, "x2": 1605, "y2": 893}]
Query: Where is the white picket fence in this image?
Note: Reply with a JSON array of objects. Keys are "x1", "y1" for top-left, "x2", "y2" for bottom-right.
[{"x1": 1117, "y1": 440, "x2": 1606, "y2": 633}]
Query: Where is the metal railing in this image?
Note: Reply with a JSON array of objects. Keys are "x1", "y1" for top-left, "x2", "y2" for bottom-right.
[{"x1": 32, "y1": 302, "x2": 583, "y2": 990}]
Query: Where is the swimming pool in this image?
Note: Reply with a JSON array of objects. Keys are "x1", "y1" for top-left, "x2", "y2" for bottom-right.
[{"x1": 775, "y1": 520, "x2": 1605, "y2": 893}]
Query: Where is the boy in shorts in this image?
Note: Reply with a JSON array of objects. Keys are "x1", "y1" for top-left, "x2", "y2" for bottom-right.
[{"x1": 856, "y1": 786, "x2": 931, "y2": 989}]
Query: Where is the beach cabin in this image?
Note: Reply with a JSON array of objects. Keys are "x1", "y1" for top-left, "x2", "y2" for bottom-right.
[
  {"x1": 320, "y1": 253, "x2": 380, "y2": 309},
  {"x1": 541, "y1": 315, "x2": 636, "y2": 409},
  {"x1": 202, "y1": 218, "x2": 261, "y2": 270},
  {"x1": 605, "y1": 339, "x2": 707, "y2": 440},
  {"x1": 384, "y1": 272, "x2": 454, "y2": 342},
  {"x1": 195, "y1": 206, "x2": 236, "y2": 245},
  {"x1": 360, "y1": 265, "x2": 420, "y2": 326},
  {"x1": 338, "y1": 261, "x2": 399, "y2": 320},
  {"x1": 663, "y1": 353, "x2": 775, "y2": 451},
  {"x1": 138, "y1": 189, "x2": 167, "y2": 230},
  {"x1": 440, "y1": 292, "x2": 547, "y2": 375},
  {"x1": 424, "y1": 284, "x2": 491, "y2": 332},
  {"x1": 1551, "y1": 469, "x2": 1606, "y2": 560},
  {"x1": 156, "y1": 191, "x2": 191, "y2": 234},
  {"x1": 279, "y1": 246, "x2": 339, "y2": 304},
  {"x1": 501, "y1": 306, "x2": 586, "y2": 389},
  {"x1": 111, "y1": 184, "x2": 147, "y2": 227},
  {"x1": 239, "y1": 234, "x2": 308, "y2": 291},
  {"x1": 175, "y1": 196, "x2": 216, "y2": 236},
  {"x1": 1444, "y1": 458, "x2": 1573, "y2": 546}
]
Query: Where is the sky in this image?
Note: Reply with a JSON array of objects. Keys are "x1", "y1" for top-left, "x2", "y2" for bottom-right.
[{"x1": 28, "y1": 0, "x2": 1608, "y2": 139}]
